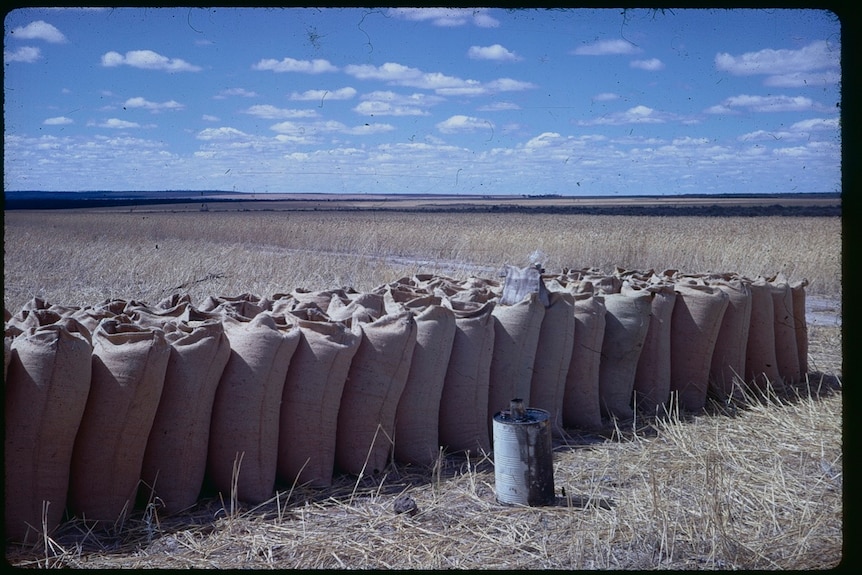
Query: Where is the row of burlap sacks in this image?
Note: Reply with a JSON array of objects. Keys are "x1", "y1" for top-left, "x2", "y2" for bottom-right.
[{"x1": 3, "y1": 267, "x2": 808, "y2": 542}]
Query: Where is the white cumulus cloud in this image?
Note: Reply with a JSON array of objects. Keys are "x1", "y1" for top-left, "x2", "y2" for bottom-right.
[
  {"x1": 790, "y1": 117, "x2": 839, "y2": 131},
  {"x1": 289, "y1": 87, "x2": 357, "y2": 101},
  {"x1": 388, "y1": 8, "x2": 499, "y2": 28},
  {"x1": 738, "y1": 119, "x2": 839, "y2": 143},
  {"x1": 4, "y1": 46, "x2": 41, "y2": 63},
  {"x1": 215, "y1": 88, "x2": 258, "y2": 99},
  {"x1": 436, "y1": 115, "x2": 493, "y2": 134},
  {"x1": 579, "y1": 105, "x2": 671, "y2": 126},
  {"x1": 43, "y1": 116, "x2": 74, "y2": 125},
  {"x1": 485, "y1": 78, "x2": 536, "y2": 92},
  {"x1": 477, "y1": 101, "x2": 521, "y2": 112},
  {"x1": 592, "y1": 92, "x2": 619, "y2": 102},
  {"x1": 268, "y1": 119, "x2": 393, "y2": 137},
  {"x1": 100, "y1": 118, "x2": 140, "y2": 129},
  {"x1": 345, "y1": 62, "x2": 422, "y2": 82},
  {"x1": 624, "y1": 105, "x2": 659, "y2": 120},
  {"x1": 354, "y1": 91, "x2": 442, "y2": 116},
  {"x1": 124, "y1": 97, "x2": 184, "y2": 111},
  {"x1": 720, "y1": 94, "x2": 815, "y2": 113},
  {"x1": 468, "y1": 44, "x2": 520, "y2": 61},
  {"x1": 705, "y1": 104, "x2": 734, "y2": 115},
  {"x1": 525, "y1": 132, "x2": 562, "y2": 149},
  {"x1": 738, "y1": 130, "x2": 791, "y2": 142},
  {"x1": 354, "y1": 101, "x2": 428, "y2": 116},
  {"x1": 630, "y1": 58, "x2": 664, "y2": 71},
  {"x1": 252, "y1": 57, "x2": 337, "y2": 73},
  {"x1": 715, "y1": 40, "x2": 838, "y2": 76},
  {"x1": 101, "y1": 50, "x2": 202, "y2": 72},
  {"x1": 197, "y1": 127, "x2": 251, "y2": 141},
  {"x1": 12, "y1": 20, "x2": 67, "y2": 43},
  {"x1": 242, "y1": 105, "x2": 318, "y2": 119},
  {"x1": 763, "y1": 69, "x2": 841, "y2": 88},
  {"x1": 671, "y1": 136, "x2": 710, "y2": 146},
  {"x1": 346, "y1": 61, "x2": 534, "y2": 96},
  {"x1": 572, "y1": 39, "x2": 641, "y2": 56},
  {"x1": 346, "y1": 62, "x2": 478, "y2": 93},
  {"x1": 345, "y1": 123, "x2": 396, "y2": 135}
]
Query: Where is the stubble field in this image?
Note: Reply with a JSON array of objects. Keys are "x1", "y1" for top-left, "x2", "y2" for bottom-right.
[
  {"x1": 3, "y1": 208, "x2": 843, "y2": 569},
  {"x1": 2, "y1": 209, "x2": 842, "y2": 309}
]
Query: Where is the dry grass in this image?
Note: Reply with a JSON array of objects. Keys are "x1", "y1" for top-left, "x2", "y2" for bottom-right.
[
  {"x1": 3, "y1": 207, "x2": 843, "y2": 569},
  {"x1": 2, "y1": 210, "x2": 842, "y2": 313}
]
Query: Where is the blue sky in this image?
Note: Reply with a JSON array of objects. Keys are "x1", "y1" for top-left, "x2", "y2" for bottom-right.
[{"x1": 3, "y1": 7, "x2": 841, "y2": 195}]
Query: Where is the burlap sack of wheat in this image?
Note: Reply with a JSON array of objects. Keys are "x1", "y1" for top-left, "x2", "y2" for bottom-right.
[
  {"x1": 139, "y1": 319, "x2": 231, "y2": 513},
  {"x1": 327, "y1": 291, "x2": 385, "y2": 325},
  {"x1": 598, "y1": 289, "x2": 652, "y2": 420},
  {"x1": 68, "y1": 318, "x2": 170, "y2": 523},
  {"x1": 790, "y1": 278, "x2": 809, "y2": 376},
  {"x1": 487, "y1": 292, "x2": 545, "y2": 432},
  {"x1": 428, "y1": 277, "x2": 467, "y2": 299},
  {"x1": 581, "y1": 270, "x2": 622, "y2": 295},
  {"x1": 5, "y1": 318, "x2": 93, "y2": 543},
  {"x1": 269, "y1": 295, "x2": 295, "y2": 311},
  {"x1": 463, "y1": 275, "x2": 502, "y2": 292},
  {"x1": 277, "y1": 314, "x2": 360, "y2": 488},
  {"x1": 438, "y1": 298, "x2": 496, "y2": 454},
  {"x1": 562, "y1": 289, "x2": 607, "y2": 430},
  {"x1": 54, "y1": 303, "x2": 84, "y2": 316},
  {"x1": 97, "y1": 298, "x2": 137, "y2": 316},
  {"x1": 9, "y1": 296, "x2": 52, "y2": 318},
  {"x1": 125, "y1": 296, "x2": 199, "y2": 327},
  {"x1": 444, "y1": 275, "x2": 501, "y2": 304},
  {"x1": 745, "y1": 276, "x2": 783, "y2": 392},
  {"x1": 384, "y1": 290, "x2": 457, "y2": 466},
  {"x1": 448, "y1": 285, "x2": 498, "y2": 304},
  {"x1": 155, "y1": 292, "x2": 193, "y2": 310},
  {"x1": 5, "y1": 299, "x2": 64, "y2": 334},
  {"x1": 708, "y1": 276, "x2": 753, "y2": 402},
  {"x1": 528, "y1": 290, "x2": 575, "y2": 436},
  {"x1": 628, "y1": 281, "x2": 676, "y2": 416},
  {"x1": 669, "y1": 282, "x2": 729, "y2": 412},
  {"x1": 769, "y1": 273, "x2": 801, "y2": 385},
  {"x1": 69, "y1": 306, "x2": 120, "y2": 335},
  {"x1": 373, "y1": 277, "x2": 418, "y2": 295},
  {"x1": 335, "y1": 310, "x2": 417, "y2": 476},
  {"x1": 412, "y1": 273, "x2": 460, "y2": 295},
  {"x1": 199, "y1": 293, "x2": 271, "y2": 319},
  {"x1": 67, "y1": 298, "x2": 143, "y2": 335},
  {"x1": 411, "y1": 272, "x2": 439, "y2": 287},
  {"x1": 207, "y1": 313, "x2": 300, "y2": 504},
  {"x1": 376, "y1": 283, "x2": 419, "y2": 301},
  {"x1": 286, "y1": 304, "x2": 332, "y2": 323},
  {"x1": 6, "y1": 308, "x2": 66, "y2": 334},
  {"x1": 288, "y1": 288, "x2": 353, "y2": 314},
  {"x1": 613, "y1": 267, "x2": 658, "y2": 288}
]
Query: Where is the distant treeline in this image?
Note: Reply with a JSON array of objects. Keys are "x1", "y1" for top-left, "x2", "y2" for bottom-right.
[
  {"x1": 3, "y1": 191, "x2": 842, "y2": 217},
  {"x1": 3, "y1": 196, "x2": 234, "y2": 211},
  {"x1": 3, "y1": 190, "x2": 235, "y2": 210},
  {"x1": 401, "y1": 202, "x2": 842, "y2": 217}
]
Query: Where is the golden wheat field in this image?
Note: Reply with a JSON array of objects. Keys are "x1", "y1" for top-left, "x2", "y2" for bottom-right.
[
  {"x1": 3, "y1": 208, "x2": 843, "y2": 569},
  {"x1": 2, "y1": 210, "x2": 842, "y2": 309}
]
